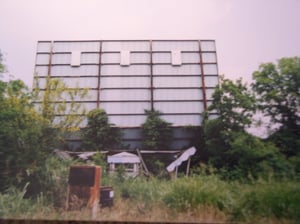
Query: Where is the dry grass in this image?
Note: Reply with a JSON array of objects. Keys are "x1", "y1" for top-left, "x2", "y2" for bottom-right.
[
  {"x1": 1, "y1": 198, "x2": 295, "y2": 224},
  {"x1": 27, "y1": 198, "x2": 226, "y2": 223}
]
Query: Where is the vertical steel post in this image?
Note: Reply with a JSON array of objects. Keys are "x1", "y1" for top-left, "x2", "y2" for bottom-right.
[
  {"x1": 97, "y1": 41, "x2": 102, "y2": 108},
  {"x1": 47, "y1": 41, "x2": 53, "y2": 78},
  {"x1": 198, "y1": 40, "x2": 207, "y2": 111},
  {"x1": 150, "y1": 40, "x2": 154, "y2": 111}
]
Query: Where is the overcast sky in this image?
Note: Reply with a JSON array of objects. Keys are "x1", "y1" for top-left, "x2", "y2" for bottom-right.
[{"x1": 0, "y1": 0, "x2": 299, "y2": 87}]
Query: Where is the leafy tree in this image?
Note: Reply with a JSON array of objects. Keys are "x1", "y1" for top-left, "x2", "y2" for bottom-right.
[
  {"x1": 33, "y1": 76, "x2": 88, "y2": 132},
  {"x1": 33, "y1": 77, "x2": 88, "y2": 149},
  {"x1": 81, "y1": 108, "x2": 122, "y2": 151},
  {"x1": 202, "y1": 77, "x2": 291, "y2": 178},
  {"x1": 252, "y1": 57, "x2": 300, "y2": 156},
  {"x1": 141, "y1": 110, "x2": 173, "y2": 150},
  {"x1": 0, "y1": 79, "x2": 47, "y2": 191},
  {"x1": 203, "y1": 75, "x2": 296, "y2": 179},
  {"x1": 204, "y1": 121, "x2": 292, "y2": 180},
  {"x1": 204, "y1": 77, "x2": 256, "y2": 166},
  {"x1": 252, "y1": 57, "x2": 300, "y2": 131},
  {"x1": 207, "y1": 76, "x2": 257, "y2": 132},
  {"x1": 227, "y1": 132, "x2": 292, "y2": 179},
  {"x1": 0, "y1": 54, "x2": 88, "y2": 195}
]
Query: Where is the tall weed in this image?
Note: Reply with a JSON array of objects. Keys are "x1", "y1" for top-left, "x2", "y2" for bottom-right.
[
  {"x1": 0, "y1": 183, "x2": 50, "y2": 218},
  {"x1": 118, "y1": 177, "x2": 168, "y2": 204},
  {"x1": 231, "y1": 179, "x2": 300, "y2": 221},
  {"x1": 30, "y1": 155, "x2": 73, "y2": 207},
  {"x1": 163, "y1": 175, "x2": 235, "y2": 212}
]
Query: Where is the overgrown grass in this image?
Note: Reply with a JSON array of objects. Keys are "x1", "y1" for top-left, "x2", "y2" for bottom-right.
[
  {"x1": 112, "y1": 175, "x2": 300, "y2": 223},
  {"x1": 163, "y1": 175, "x2": 235, "y2": 212},
  {"x1": 0, "y1": 184, "x2": 53, "y2": 219},
  {"x1": 1, "y1": 169, "x2": 299, "y2": 223},
  {"x1": 231, "y1": 179, "x2": 300, "y2": 221}
]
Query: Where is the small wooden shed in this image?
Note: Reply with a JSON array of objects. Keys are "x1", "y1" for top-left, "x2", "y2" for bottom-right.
[{"x1": 107, "y1": 152, "x2": 140, "y2": 177}]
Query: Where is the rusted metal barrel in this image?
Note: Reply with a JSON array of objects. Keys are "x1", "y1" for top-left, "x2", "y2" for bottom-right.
[{"x1": 100, "y1": 186, "x2": 114, "y2": 208}]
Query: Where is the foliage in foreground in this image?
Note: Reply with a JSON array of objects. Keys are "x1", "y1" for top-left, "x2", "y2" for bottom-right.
[
  {"x1": 0, "y1": 184, "x2": 51, "y2": 219},
  {"x1": 1, "y1": 171, "x2": 299, "y2": 223},
  {"x1": 115, "y1": 175, "x2": 300, "y2": 222},
  {"x1": 0, "y1": 79, "x2": 48, "y2": 192},
  {"x1": 203, "y1": 58, "x2": 300, "y2": 180}
]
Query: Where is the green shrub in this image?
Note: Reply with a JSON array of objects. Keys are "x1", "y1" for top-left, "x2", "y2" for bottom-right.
[
  {"x1": 26, "y1": 155, "x2": 73, "y2": 207},
  {"x1": 231, "y1": 180, "x2": 300, "y2": 221},
  {"x1": 81, "y1": 108, "x2": 122, "y2": 151},
  {"x1": 141, "y1": 110, "x2": 173, "y2": 150},
  {"x1": 163, "y1": 176, "x2": 235, "y2": 212},
  {"x1": 0, "y1": 184, "x2": 49, "y2": 218},
  {"x1": 162, "y1": 175, "x2": 300, "y2": 222}
]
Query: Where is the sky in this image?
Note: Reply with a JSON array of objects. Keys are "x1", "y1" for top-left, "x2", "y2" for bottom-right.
[{"x1": 0, "y1": 0, "x2": 300, "y2": 88}]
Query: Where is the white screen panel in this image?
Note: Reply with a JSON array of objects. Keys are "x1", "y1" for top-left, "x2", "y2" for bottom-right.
[
  {"x1": 81, "y1": 53, "x2": 99, "y2": 64},
  {"x1": 36, "y1": 54, "x2": 50, "y2": 65},
  {"x1": 171, "y1": 50, "x2": 182, "y2": 65},
  {"x1": 100, "y1": 89, "x2": 150, "y2": 101},
  {"x1": 53, "y1": 116, "x2": 87, "y2": 127},
  {"x1": 161, "y1": 115, "x2": 202, "y2": 126},
  {"x1": 100, "y1": 77, "x2": 150, "y2": 88},
  {"x1": 80, "y1": 102, "x2": 98, "y2": 111},
  {"x1": 53, "y1": 117, "x2": 88, "y2": 128},
  {"x1": 51, "y1": 65, "x2": 99, "y2": 76},
  {"x1": 100, "y1": 102, "x2": 150, "y2": 114},
  {"x1": 101, "y1": 53, "x2": 120, "y2": 63},
  {"x1": 182, "y1": 53, "x2": 200, "y2": 63},
  {"x1": 204, "y1": 76, "x2": 219, "y2": 87},
  {"x1": 101, "y1": 65, "x2": 150, "y2": 76},
  {"x1": 153, "y1": 76, "x2": 201, "y2": 88},
  {"x1": 52, "y1": 54, "x2": 71, "y2": 64},
  {"x1": 153, "y1": 64, "x2": 201, "y2": 75},
  {"x1": 203, "y1": 64, "x2": 218, "y2": 75},
  {"x1": 102, "y1": 53, "x2": 150, "y2": 64},
  {"x1": 205, "y1": 88, "x2": 215, "y2": 100},
  {"x1": 71, "y1": 51, "x2": 81, "y2": 67},
  {"x1": 59, "y1": 77, "x2": 98, "y2": 88},
  {"x1": 37, "y1": 42, "x2": 51, "y2": 52},
  {"x1": 152, "y1": 41, "x2": 199, "y2": 51},
  {"x1": 108, "y1": 115, "x2": 146, "y2": 127},
  {"x1": 61, "y1": 89, "x2": 98, "y2": 101},
  {"x1": 102, "y1": 41, "x2": 149, "y2": 52},
  {"x1": 152, "y1": 53, "x2": 200, "y2": 64},
  {"x1": 131, "y1": 53, "x2": 150, "y2": 63},
  {"x1": 202, "y1": 53, "x2": 217, "y2": 63},
  {"x1": 53, "y1": 41, "x2": 100, "y2": 52},
  {"x1": 154, "y1": 102, "x2": 203, "y2": 113},
  {"x1": 121, "y1": 50, "x2": 130, "y2": 66},
  {"x1": 35, "y1": 66, "x2": 48, "y2": 76},
  {"x1": 51, "y1": 102, "x2": 96, "y2": 115},
  {"x1": 34, "y1": 77, "x2": 47, "y2": 89},
  {"x1": 200, "y1": 41, "x2": 216, "y2": 51},
  {"x1": 33, "y1": 89, "x2": 98, "y2": 102},
  {"x1": 152, "y1": 53, "x2": 171, "y2": 63},
  {"x1": 154, "y1": 89, "x2": 202, "y2": 100}
]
